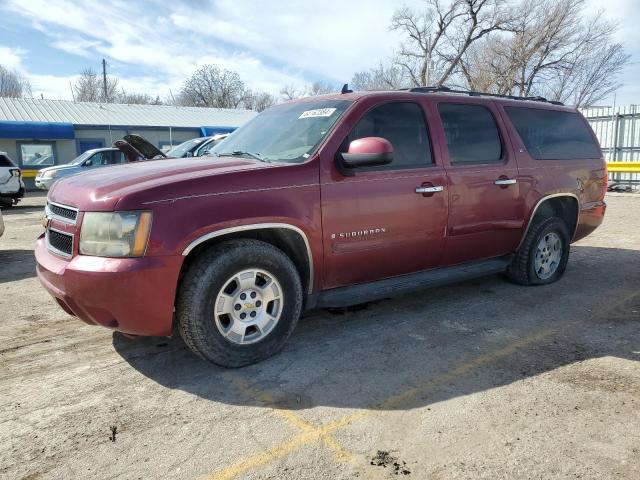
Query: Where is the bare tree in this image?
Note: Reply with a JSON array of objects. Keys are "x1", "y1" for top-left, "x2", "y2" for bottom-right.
[
  {"x1": 72, "y1": 68, "x2": 119, "y2": 103},
  {"x1": 179, "y1": 64, "x2": 247, "y2": 108},
  {"x1": 0, "y1": 65, "x2": 32, "y2": 98},
  {"x1": 307, "y1": 81, "x2": 336, "y2": 96},
  {"x1": 118, "y1": 91, "x2": 162, "y2": 105},
  {"x1": 459, "y1": 0, "x2": 629, "y2": 106},
  {"x1": 279, "y1": 81, "x2": 337, "y2": 100},
  {"x1": 243, "y1": 90, "x2": 276, "y2": 112},
  {"x1": 279, "y1": 84, "x2": 303, "y2": 101},
  {"x1": 390, "y1": 0, "x2": 510, "y2": 87},
  {"x1": 351, "y1": 62, "x2": 411, "y2": 90}
]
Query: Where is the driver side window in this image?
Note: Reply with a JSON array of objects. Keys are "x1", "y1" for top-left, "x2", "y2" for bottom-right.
[{"x1": 347, "y1": 102, "x2": 433, "y2": 170}]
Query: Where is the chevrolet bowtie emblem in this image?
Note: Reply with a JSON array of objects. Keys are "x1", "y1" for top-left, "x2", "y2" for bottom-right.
[{"x1": 244, "y1": 303, "x2": 254, "y2": 309}]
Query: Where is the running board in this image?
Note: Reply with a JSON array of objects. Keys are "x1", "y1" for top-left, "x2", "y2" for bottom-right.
[{"x1": 308, "y1": 256, "x2": 511, "y2": 309}]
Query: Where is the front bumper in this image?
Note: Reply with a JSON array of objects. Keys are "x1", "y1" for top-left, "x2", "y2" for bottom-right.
[{"x1": 35, "y1": 236, "x2": 183, "y2": 336}]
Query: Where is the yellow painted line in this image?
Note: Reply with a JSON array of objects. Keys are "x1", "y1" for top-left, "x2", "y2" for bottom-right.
[
  {"x1": 607, "y1": 162, "x2": 640, "y2": 173},
  {"x1": 21, "y1": 169, "x2": 38, "y2": 178},
  {"x1": 205, "y1": 327, "x2": 555, "y2": 480},
  {"x1": 222, "y1": 374, "x2": 363, "y2": 472}
]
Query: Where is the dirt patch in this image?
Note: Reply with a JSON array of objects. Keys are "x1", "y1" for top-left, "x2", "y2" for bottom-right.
[{"x1": 371, "y1": 450, "x2": 411, "y2": 475}]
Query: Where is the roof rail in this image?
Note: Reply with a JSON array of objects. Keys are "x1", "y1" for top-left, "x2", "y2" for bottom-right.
[{"x1": 403, "y1": 86, "x2": 564, "y2": 106}]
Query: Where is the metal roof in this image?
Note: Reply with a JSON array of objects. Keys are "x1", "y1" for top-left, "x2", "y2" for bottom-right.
[{"x1": 0, "y1": 97, "x2": 256, "y2": 128}]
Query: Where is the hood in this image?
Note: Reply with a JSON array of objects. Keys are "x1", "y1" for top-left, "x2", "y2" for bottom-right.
[
  {"x1": 48, "y1": 156, "x2": 275, "y2": 211},
  {"x1": 123, "y1": 134, "x2": 166, "y2": 159},
  {"x1": 37, "y1": 164, "x2": 79, "y2": 175}
]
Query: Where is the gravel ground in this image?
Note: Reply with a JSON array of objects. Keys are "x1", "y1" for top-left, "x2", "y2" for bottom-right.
[{"x1": 0, "y1": 192, "x2": 639, "y2": 480}]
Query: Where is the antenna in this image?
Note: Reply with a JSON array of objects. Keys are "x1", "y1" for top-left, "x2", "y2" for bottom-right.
[{"x1": 341, "y1": 83, "x2": 353, "y2": 94}]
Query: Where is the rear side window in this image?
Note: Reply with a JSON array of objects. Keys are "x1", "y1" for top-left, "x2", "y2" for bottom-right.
[
  {"x1": 438, "y1": 103, "x2": 502, "y2": 164},
  {"x1": 348, "y1": 102, "x2": 432, "y2": 169},
  {"x1": 0, "y1": 154, "x2": 16, "y2": 167},
  {"x1": 505, "y1": 107, "x2": 600, "y2": 160}
]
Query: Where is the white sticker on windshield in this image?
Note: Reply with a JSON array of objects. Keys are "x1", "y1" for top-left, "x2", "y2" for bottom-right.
[{"x1": 298, "y1": 108, "x2": 336, "y2": 119}]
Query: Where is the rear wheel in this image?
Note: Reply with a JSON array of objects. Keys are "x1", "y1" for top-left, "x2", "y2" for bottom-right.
[
  {"x1": 177, "y1": 239, "x2": 303, "y2": 367},
  {"x1": 507, "y1": 216, "x2": 570, "y2": 286}
]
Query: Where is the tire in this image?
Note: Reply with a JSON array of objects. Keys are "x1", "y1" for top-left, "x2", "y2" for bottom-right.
[
  {"x1": 176, "y1": 239, "x2": 303, "y2": 367},
  {"x1": 507, "y1": 216, "x2": 570, "y2": 286},
  {"x1": 0, "y1": 198, "x2": 13, "y2": 208}
]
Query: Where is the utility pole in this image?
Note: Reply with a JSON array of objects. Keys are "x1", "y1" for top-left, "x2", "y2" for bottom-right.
[
  {"x1": 425, "y1": 36, "x2": 432, "y2": 87},
  {"x1": 102, "y1": 58, "x2": 108, "y2": 102}
]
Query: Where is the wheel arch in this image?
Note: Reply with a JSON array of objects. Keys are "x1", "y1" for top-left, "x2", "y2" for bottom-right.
[
  {"x1": 518, "y1": 194, "x2": 580, "y2": 249},
  {"x1": 180, "y1": 223, "x2": 314, "y2": 294}
]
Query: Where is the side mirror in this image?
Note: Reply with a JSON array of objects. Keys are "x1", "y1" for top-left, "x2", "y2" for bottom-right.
[
  {"x1": 339, "y1": 137, "x2": 393, "y2": 173},
  {"x1": 83, "y1": 160, "x2": 92, "y2": 167},
  {"x1": 185, "y1": 151, "x2": 193, "y2": 158}
]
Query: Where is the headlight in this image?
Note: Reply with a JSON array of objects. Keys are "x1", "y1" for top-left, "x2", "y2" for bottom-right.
[
  {"x1": 41, "y1": 170, "x2": 58, "y2": 179},
  {"x1": 79, "y1": 211, "x2": 152, "y2": 257}
]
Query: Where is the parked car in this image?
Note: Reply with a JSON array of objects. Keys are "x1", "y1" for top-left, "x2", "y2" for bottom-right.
[
  {"x1": 35, "y1": 87, "x2": 607, "y2": 367},
  {"x1": 0, "y1": 152, "x2": 25, "y2": 207},
  {"x1": 167, "y1": 134, "x2": 229, "y2": 158},
  {"x1": 35, "y1": 148, "x2": 125, "y2": 190}
]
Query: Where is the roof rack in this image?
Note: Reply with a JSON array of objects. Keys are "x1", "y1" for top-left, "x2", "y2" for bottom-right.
[{"x1": 401, "y1": 86, "x2": 564, "y2": 106}]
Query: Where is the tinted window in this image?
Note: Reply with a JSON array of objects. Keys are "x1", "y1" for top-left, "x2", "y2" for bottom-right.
[
  {"x1": 505, "y1": 107, "x2": 600, "y2": 160},
  {"x1": 106, "y1": 151, "x2": 125, "y2": 164},
  {"x1": 0, "y1": 154, "x2": 16, "y2": 167},
  {"x1": 113, "y1": 151, "x2": 126, "y2": 164},
  {"x1": 438, "y1": 104, "x2": 502, "y2": 164},
  {"x1": 348, "y1": 102, "x2": 432, "y2": 169}
]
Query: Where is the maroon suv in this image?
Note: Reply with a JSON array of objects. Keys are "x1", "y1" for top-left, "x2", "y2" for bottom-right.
[{"x1": 35, "y1": 88, "x2": 606, "y2": 367}]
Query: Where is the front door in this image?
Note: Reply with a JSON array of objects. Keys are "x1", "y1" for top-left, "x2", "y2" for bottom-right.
[
  {"x1": 321, "y1": 101, "x2": 448, "y2": 289},
  {"x1": 434, "y1": 101, "x2": 525, "y2": 264}
]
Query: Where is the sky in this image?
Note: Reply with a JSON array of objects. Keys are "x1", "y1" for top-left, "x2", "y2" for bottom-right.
[{"x1": 0, "y1": 0, "x2": 638, "y2": 106}]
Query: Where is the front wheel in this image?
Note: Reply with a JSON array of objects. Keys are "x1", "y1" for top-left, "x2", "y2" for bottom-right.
[
  {"x1": 176, "y1": 239, "x2": 303, "y2": 367},
  {"x1": 507, "y1": 216, "x2": 571, "y2": 286}
]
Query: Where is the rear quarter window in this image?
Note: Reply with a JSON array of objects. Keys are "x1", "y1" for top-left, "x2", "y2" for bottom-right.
[
  {"x1": 505, "y1": 107, "x2": 600, "y2": 160},
  {"x1": 0, "y1": 154, "x2": 16, "y2": 167}
]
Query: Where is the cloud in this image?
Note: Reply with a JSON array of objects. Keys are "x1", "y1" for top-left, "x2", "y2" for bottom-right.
[
  {"x1": 1, "y1": 0, "x2": 637, "y2": 105},
  {"x1": 1, "y1": 0, "x2": 408, "y2": 100},
  {"x1": 0, "y1": 46, "x2": 27, "y2": 71},
  {"x1": 29, "y1": 73, "x2": 79, "y2": 100}
]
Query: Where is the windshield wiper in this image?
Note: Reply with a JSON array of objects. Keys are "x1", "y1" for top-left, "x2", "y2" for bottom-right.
[{"x1": 217, "y1": 150, "x2": 266, "y2": 162}]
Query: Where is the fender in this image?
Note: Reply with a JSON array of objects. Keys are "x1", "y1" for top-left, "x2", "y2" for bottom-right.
[
  {"x1": 181, "y1": 222, "x2": 314, "y2": 293},
  {"x1": 517, "y1": 193, "x2": 580, "y2": 249}
]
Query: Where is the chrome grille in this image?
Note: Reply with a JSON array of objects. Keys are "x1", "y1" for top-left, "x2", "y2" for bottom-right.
[
  {"x1": 47, "y1": 228, "x2": 73, "y2": 257},
  {"x1": 47, "y1": 202, "x2": 78, "y2": 223}
]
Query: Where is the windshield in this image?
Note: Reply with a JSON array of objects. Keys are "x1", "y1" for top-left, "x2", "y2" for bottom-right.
[
  {"x1": 210, "y1": 99, "x2": 352, "y2": 163},
  {"x1": 167, "y1": 138, "x2": 206, "y2": 158},
  {"x1": 68, "y1": 151, "x2": 94, "y2": 165}
]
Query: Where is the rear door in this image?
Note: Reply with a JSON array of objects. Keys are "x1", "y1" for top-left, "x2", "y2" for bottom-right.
[
  {"x1": 321, "y1": 100, "x2": 448, "y2": 289},
  {"x1": 433, "y1": 100, "x2": 525, "y2": 264}
]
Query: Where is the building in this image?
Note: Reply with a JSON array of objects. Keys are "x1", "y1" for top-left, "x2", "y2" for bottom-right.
[{"x1": 0, "y1": 97, "x2": 257, "y2": 188}]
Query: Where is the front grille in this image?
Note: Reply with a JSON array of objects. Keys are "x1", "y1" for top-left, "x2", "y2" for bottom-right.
[
  {"x1": 48, "y1": 229, "x2": 73, "y2": 257},
  {"x1": 48, "y1": 202, "x2": 78, "y2": 222}
]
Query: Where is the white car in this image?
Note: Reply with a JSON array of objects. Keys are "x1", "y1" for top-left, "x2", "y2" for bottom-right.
[
  {"x1": 166, "y1": 134, "x2": 230, "y2": 158},
  {"x1": 0, "y1": 152, "x2": 26, "y2": 208}
]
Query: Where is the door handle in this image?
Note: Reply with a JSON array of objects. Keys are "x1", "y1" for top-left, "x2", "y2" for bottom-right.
[
  {"x1": 415, "y1": 185, "x2": 444, "y2": 194},
  {"x1": 494, "y1": 178, "x2": 517, "y2": 186}
]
